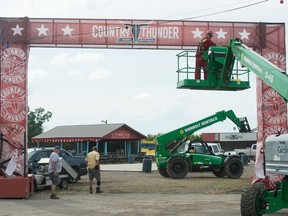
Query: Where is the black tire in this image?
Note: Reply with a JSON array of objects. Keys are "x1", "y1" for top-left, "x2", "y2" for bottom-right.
[
  {"x1": 33, "y1": 178, "x2": 38, "y2": 192},
  {"x1": 59, "y1": 179, "x2": 68, "y2": 189},
  {"x1": 28, "y1": 167, "x2": 33, "y2": 174},
  {"x1": 68, "y1": 174, "x2": 80, "y2": 183},
  {"x1": 224, "y1": 156, "x2": 243, "y2": 179},
  {"x1": 166, "y1": 157, "x2": 189, "y2": 179},
  {"x1": 158, "y1": 166, "x2": 170, "y2": 177},
  {"x1": 212, "y1": 168, "x2": 226, "y2": 177},
  {"x1": 240, "y1": 183, "x2": 266, "y2": 216}
]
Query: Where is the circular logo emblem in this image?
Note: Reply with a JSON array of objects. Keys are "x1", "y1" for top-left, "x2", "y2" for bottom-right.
[
  {"x1": 180, "y1": 130, "x2": 184, "y2": 135},
  {"x1": 1, "y1": 48, "x2": 27, "y2": 84},
  {"x1": 261, "y1": 52, "x2": 287, "y2": 125},
  {"x1": 1, "y1": 86, "x2": 26, "y2": 122},
  {"x1": 262, "y1": 89, "x2": 287, "y2": 124},
  {"x1": 264, "y1": 52, "x2": 286, "y2": 70}
]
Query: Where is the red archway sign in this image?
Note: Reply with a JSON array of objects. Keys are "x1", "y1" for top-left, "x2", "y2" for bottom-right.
[{"x1": 0, "y1": 18, "x2": 286, "y2": 196}]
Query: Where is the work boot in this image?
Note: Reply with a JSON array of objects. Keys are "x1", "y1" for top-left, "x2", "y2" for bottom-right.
[
  {"x1": 96, "y1": 187, "x2": 103, "y2": 193},
  {"x1": 50, "y1": 193, "x2": 60, "y2": 199},
  {"x1": 89, "y1": 187, "x2": 93, "y2": 194}
]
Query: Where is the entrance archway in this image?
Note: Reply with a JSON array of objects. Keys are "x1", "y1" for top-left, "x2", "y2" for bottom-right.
[{"x1": 0, "y1": 17, "x2": 286, "y2": 178}]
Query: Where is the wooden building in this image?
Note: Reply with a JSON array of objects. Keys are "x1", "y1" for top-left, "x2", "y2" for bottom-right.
[{"x1": 32, "y1": 123, "x2": 147, "y2": 156}]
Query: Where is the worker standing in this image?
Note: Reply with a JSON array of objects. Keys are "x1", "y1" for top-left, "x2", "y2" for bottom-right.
[
  {"x1": 48, "y1": 146, "x2": 62, "y2": 199},
  {"x1": 86, "y1": 146, "x2": 103, "y2": 194},
  {"x1": 195, "y1": 30, "x2": 216, "y2": 80}
]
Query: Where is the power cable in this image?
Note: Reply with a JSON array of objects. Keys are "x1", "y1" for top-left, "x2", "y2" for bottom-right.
[
  {"x1": 182, "y1": 0, "x2": 269, "y2": 20},
  {"x1": 160, "y1": 0, "x2": 269, "y2": 20}
]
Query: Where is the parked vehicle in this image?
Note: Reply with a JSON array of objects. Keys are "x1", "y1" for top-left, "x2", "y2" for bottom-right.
[
  {"x1": 28, "y1": 148, "x2": 87, "y2": 183},
  {"x1": 207, "y1": 143, "x2": 222, "y2": 156},
  {"x1": 224, "y1": 144, "x2": 257, "y2": 162},
  {"x1": 235, "y1": 144, "x2": 257, "y2": 161}
]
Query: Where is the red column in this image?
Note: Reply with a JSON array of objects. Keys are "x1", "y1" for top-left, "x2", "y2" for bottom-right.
[
  {"x1": 0, "y1": 44, "x2": 29, "y2": 177},
  {"x1": 254, "y1": 50, "x2": 287, "y2": 183}
]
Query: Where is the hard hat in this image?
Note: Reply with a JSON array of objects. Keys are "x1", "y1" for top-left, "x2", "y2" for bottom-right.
[{"x1": 206, "y1": 30, "x2": 213, "y2": 37}]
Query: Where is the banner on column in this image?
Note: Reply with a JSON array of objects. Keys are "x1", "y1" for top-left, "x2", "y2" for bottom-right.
[
  {"x1": 254, "y1": 50, "x2": 287, "y2": 182},
  {"x1": 0, "y1": 43, "x2": 29, "y2": 177}
]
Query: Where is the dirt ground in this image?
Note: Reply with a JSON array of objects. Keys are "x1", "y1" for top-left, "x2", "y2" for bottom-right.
[
  {"x1": 1, "y1": 163, "x2": 288, "y2": 216},
  {"x1": 57, "y1": 162, "x2": 255, "y2": 195}
]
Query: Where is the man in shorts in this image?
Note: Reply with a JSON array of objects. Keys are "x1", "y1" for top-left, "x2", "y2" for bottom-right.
[
  {"x1": 86, "y1": 146, "x2": 103, "y2": 194},
  {"x1": 48, "y1": 146, "x2": 62, "y2": 199}
]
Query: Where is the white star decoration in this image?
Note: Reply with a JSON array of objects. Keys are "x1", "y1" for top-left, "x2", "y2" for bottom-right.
[
  {"x1": 215, "y1": 28, "x2": 227, "y2": 39},
  {"x1": 239, "y1": 29, "x2": 250, "y2": 40},
  {"x1": 11, "y1": 24, "x2": 24, "y2": 36},
  {"x1": 61, "y1": 25, "x2": 74, "y2": 36},
  {"x1": 36, "y1": 24, "x2": 49, "y2": 36},
  {"x1": 191, "y1": 28, "x2": 250, "y2": 41},
  {"x1": 191, "y1": 28, "x2": 203, "y2": 39},
  {"x1": 9, "y1": 24, "x2": 251, "y2": 43}
]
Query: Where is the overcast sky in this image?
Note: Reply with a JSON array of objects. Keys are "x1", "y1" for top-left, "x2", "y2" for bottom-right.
[{"x1": 1, "y1": 0, "x2": 287, "y2": 136}]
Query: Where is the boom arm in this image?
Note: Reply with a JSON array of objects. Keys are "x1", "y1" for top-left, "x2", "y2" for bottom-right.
[
  {"x1": 155, "y1": 110, "x2": 250, "y2": 157},
  {"x1": 211, "y1": 38, "x2": 288, "y2": 101},
  {"x1": 231, "y1": 38, "x2": 287, "y2": 100}
]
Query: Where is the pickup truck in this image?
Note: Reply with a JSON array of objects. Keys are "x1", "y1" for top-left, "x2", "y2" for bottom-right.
[
  {"x1": 224, "y1": 144, "x2": 257, "y2": 162},
  {"x1": 207, "y1": 143, "x2": 222, "y2": 156},
  {"x1": 28, "y1": 148, "x2": 87, "y2": 182},
  {"x1": 235, "y1": 144, "x2": 257, "y2": 161}
]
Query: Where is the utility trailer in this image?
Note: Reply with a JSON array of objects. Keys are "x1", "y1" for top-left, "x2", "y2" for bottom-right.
[{"x1": 32, "y1": 157, "x2": 78, "y2": 191}]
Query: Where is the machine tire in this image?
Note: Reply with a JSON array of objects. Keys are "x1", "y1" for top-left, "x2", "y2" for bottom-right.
[
  {"x1": 224, "y1": 156, "x2": 243, "y2": 179},
  {"x1": 33, "y1": 178, "x2": 38, "y2": 192},
  {"x1": 68, "y1": 167, "x2": 80, "y2": 183},
  {"x1": 166, "y1": 157, "x2": 189, "y2": 179},
  {"x1": 68, "y1": 174, "x2": 80, "y2": 183},
  {"x1": 158, "y1": 166, "x2": 170, "y2": 177},
  {"x1": 59, "y1": 179, "x2": 69, "y2": 189},
  {"x1": 240, "y1": 183, "x2": 265, "y2": 216},
  {"x1": 212, "y1": 168, "x2": 226, "y2": 177}
]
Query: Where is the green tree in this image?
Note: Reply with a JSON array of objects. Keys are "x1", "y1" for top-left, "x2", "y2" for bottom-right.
[
  {"x1": 190, "y1": 134, "x2": 202, "y2": 140},
  {"x1": 146, "y1": 133, "x2": 201, "y2": 141},
  {"x1": 28, "y1": 107, "x2": 52, "y2": 147},
  {"x1": 146, "y1": 133, "x2": 163, "y2": 141}
]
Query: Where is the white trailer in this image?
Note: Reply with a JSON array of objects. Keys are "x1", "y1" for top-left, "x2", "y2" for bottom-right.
[{"x1": 32, "y1": 157, "x2": 78, "y2": 191}]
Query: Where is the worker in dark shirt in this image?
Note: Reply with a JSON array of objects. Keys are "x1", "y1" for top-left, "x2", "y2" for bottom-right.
[{"x1": 195, "y1": 30, "x2": 216, "y2": 80}]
